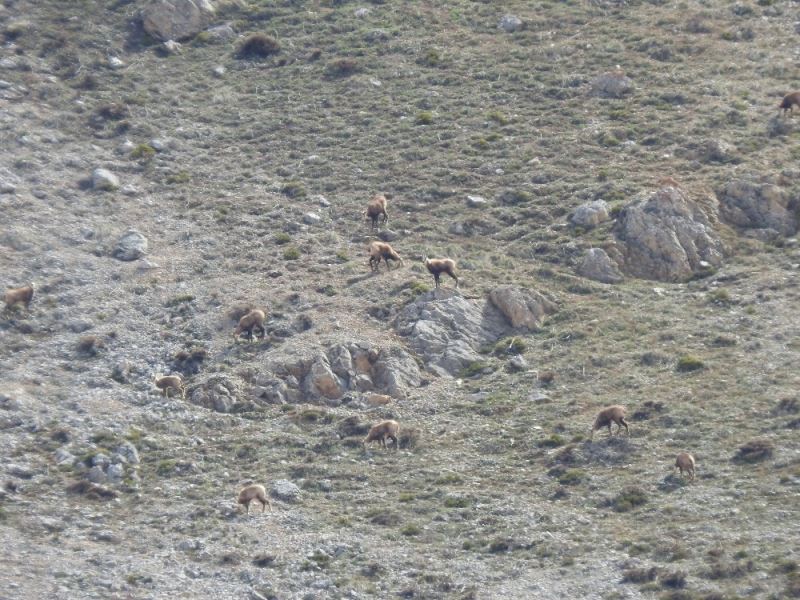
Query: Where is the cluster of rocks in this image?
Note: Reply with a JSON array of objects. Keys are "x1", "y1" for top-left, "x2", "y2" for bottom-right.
[
  {"x1": 395, "y1": 286, "x2": 556, "y2": 377},
  {"x1": 57, "y1": 440, "x2": 140, "y2": 487},
  {"x1": 572, "y1": 177, "x2": 799, "y2": 284}
]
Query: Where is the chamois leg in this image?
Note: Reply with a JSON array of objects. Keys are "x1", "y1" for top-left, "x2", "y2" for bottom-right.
[
  {"x1": 620, "y1": 418, "x2": 629, "y2": 435},
  {"x1": 434, "y1": 274, "x2": 441, "y2": 288},
  {"x1": 388, "y1": 434, "x2": 398, "y2": 450},
  {"x1": 449, "y1": 272, "x2": 459, "y2": 289}
]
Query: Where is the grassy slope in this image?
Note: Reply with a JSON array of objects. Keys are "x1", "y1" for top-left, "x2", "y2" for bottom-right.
[{"x1": 1, "y1": 0, "x2": 799, "y2": 598}]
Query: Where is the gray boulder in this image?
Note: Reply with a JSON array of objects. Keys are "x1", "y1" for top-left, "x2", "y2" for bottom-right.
[
  {"x1": 718, "y1": 179, "x2": 798, "y2": 236},
  {"x1": 188, "y1": 374, "x2": 241, "y2": 412},
  {"x1": 372, "y1": 347, "x2": 421, "y2": 398},
  {"x1": 499, "y1": 15, "x2": 523, "y2": 33},
  {"x1": 271, "y1": 480, "x2": 301, "y2": 503},
  {"x1": 488, "y1": 286, "x2": 557, "y2": 330},
  {"x1": 304, "y1": 353, "x2": 346, "y2": 400},
  {"x1": 92, "y1": 168, "x2": 119, "y2": 191},
  {"x1": 142, "y1": 0, "x2": 215, "y2": 42},
  {"x1": 112, "y1": 230, "x2": 148, "y2": 261},
  {"x1": 570, "y1": 200, "x2": 610, "y2": 229},
  {"x1": 614, "y1": 186, "x2": 724, "y2": 282},
  {"x1": 577, "y1": 248, "x2": 624, "y2": 284},
  {"x1": 396, "y1": 292, "x2": 509, "y2": 376},
  {"x1": 590, "y1": 71, "x2": 634, "y2": 98}
]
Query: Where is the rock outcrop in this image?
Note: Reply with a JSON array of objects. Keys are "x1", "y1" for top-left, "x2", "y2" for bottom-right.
[
  {"x1": 718, "y1": 179, "x2": 798, "y2": 237},
  {"x1": 142, "y1": 0, "x2": 215, "y2": 42},
  {"x1": 577, "y1": 248, "x2": 624, "y2": 284},
  {"x1": 613, "y1": 186, "x2": 724, "y2": 282}
]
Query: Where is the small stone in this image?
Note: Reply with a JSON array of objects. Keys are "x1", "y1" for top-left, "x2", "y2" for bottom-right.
[
  {"x1": 271, "y1": 479, "x2": 301, "y2": 503},
  {"x1": 212, "y1": 65, "x2": 226, "y2": 77},
  {"x1": 91, "y1": 453, "x2": 110, "y2": 468},
  {"x1": 113, "y1": 230, "x2": 148, "y2": 261},
  {"x1": 206, "y1": 23, "x2": 235, "y2": 40},
  {"x1": 115, "y1": 441, "x2": 140, "y2": 465},
  {"x1": 354, "y1": 7, "x2": 371, "y2": 17},
  {"x1": 507, "y1": 355, "x2": 528, "y2": 372},
  {"x1": 149, "y1": 138, "x2": 169, "y2": 152},
  {"x1": 317, "y1": 195, "x2": 330, "y2": 207},
  {"x1": 55, "y1": 449, "x2": 76, "y2": 465},
  {"x1": 87, "y1": 466, "x2": 107, "y2": 483},
  {"x1": 121, "y1": 184, "x2": 138, "y2": 196},
  {"x1": 117, "y1": 139, "x2": 135, "y2": 154},
  {"x1": 162, "y1": 40, "x2": 183, "y2": 54},
  {"x1": 8, "y1": 464, "x2": 33, "y2": 479},
  {"x1": 108, "y1": 56, "x2": 125, "y2": 69},
  {"x1": 378, "y1": 228, "x2": 399, "y2": 242},
  {"x1": 0, "y1": 181, "x2": 16, "y2": 194},
  {"x1": 499, "y1": 14, "x2": 523, "y2": 32},
  {"x1": 303, "y1": 212, "x2": 322, "y2": 225},
  {"x1": 92, "y1": 168, "x2": 119, "y2": 191},
  {"x1": 107, "y1": 463, "x2": 124, "y2": 480},
  {"x1": 466, "y1": 195, "x2": 488, "y2": 208}
]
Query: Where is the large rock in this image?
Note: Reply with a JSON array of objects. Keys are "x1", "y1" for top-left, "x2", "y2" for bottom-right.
[
  {"x1": 395, "y1": 292, "x2": 509, "y2": 376},
  {"x1": 112, "y1": 230, "x2": 148, "y2": 261},
  {"x1": 570, "y1": 200, "x2": 610, "y2": 229},
  {"x1": 488, "y1": 286, "x2": 557, "y2": 330},
  {"x1": 142, "y1": 0, "x2": 215, "y2": 42},
  {"x1": 188, "y1": 374, "x2": 241, "y2": 412},
  {"x1": 271, "y1": 480, "x2": 301, "y2": 503},
  {"x1": 577, "y1": 248, "x2": 624, "y2": 284},
  {"x1": 613, "y1": 186, "x2": 724, "y2": 282},
  {"x1": 718, "y1": 179, "x2": 798, "y2": 236},
  {"x1": 372, "y1": 347, "x2": 421, "y2": 398},
  {"x1": 258, "y1": 343, "x2": 420, "y2": 403},
  {"x1": 304, "y1": 353, "x2": 347, "y2": 400}
]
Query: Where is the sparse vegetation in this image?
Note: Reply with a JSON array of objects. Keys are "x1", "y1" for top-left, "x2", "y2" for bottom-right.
[{"x1": 1, "y1": 0, "x2": 798, "y2": 596}]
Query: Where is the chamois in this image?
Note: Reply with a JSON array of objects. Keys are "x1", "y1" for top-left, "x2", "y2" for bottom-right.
[
  {"x1": 234, "y1": 309, "x2": 267, "y2": 341},
  {"x1": 154, "y1": 374, "x2": 185, "y2": 399},
  {"x1": 365, "y1": 194, "x2": 388, "y2": 230},
  {"x1": 368, "y1": 241, "x2": 403, "y2": 272},
  {"x1": 3, "y1": 284, "x2": 34, "y2": 311},
  {"x1": 779, "y1": 91, "x2": 800, "y2": 116},
  {"x1": 590, "y1": 405, "x2": 629, "y2": 440},
  {"x1": 674, "y1": 452, "x2": 696, "y2": 480},
  {"x1": 363, "y1": 420, "x2": 400, "y2": 450},
  {"x1": 237, "y1": 484, "x2": 272, "y2": 514},
  {"x1": 422, "y1": 256, "x2": 458, "y2": 289}
]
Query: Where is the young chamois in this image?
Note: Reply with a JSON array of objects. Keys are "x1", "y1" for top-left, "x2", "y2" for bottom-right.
[
  {"x1": 368, "y1": 241, "x2": 403, "y2": 272},
  {"x1": 363, "y1": 420, "x2": 400, "y2": 450},
  {"x1": 674, "y1": 452, "x2": 696, "y2": 480},
  {"x1": 779, "y1": 91, "x2": 800, "y2": 116},
  {"x1": 4, "y1": 284, "x2": 34, "y2": 311},
  {"x1": 365, "y1": 194, "x2": 388, "y2": 230},
  {"x1": 154, "y1": 374, "x2": 185, "y2": 399},
  {"x1": 234, "y1": 309, "x2": 267, "y2": 342},
  {"x1": 423, "y1": 256, "x2": 458, "y2": 289},
  {"x1": 237, "y1": 484, "x2": 272, "y2": 514},
  {"x1": 590, "y1": 405, "x2": 629, "y2": 440}
]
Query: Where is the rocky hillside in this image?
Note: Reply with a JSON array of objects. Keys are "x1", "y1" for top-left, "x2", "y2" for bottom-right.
[{"x1": 1, "y1": 0, "x2": 799, "y2": 598}]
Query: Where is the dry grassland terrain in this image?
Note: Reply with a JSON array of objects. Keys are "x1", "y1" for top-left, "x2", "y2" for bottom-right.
[{"x1": 1, "y1": 0, "x2": 799, "y2": 598}]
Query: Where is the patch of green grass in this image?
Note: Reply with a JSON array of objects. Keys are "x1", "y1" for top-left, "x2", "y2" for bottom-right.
[
  {"x1": 130, "y1": 143, "x2": 155, "y2": 160},
  {"x1": 610, "y1": 487, "x2": 648, "y2": 512},
  {"x1": 458, "y1": 361, "x2": 494, "y2": 378},
  {"x1": 676, "y1": 355, "x2": 705, "y2": 372},
  {"x1": 281, "y1": 181, "x2": 306, "y2": 198},
  {"x1": 155, "y1": 459, "x2": 177, "y2": 476},
  {"x1": 165, "y1": 294, "x2": 194, "y2": 307},
  {"x1": 283, "y1": 246, "x2": 300, "y2": 260},
  {"x1": 416, "y1": 111, "x2": 434, "y2": 125},
  {"x1": 274, "y1": 232, "x2": 291, "y2": 245},
  {"x1": 537, "y1": 434, "x2": 566, "y2": 449},
  {"x1": 400, "y1": 523, "x2": 422, "y2": 536},
  {"x1": 492, "y1": 336, "x2": 527, "y2": 356},
  {"x1": 165, "y1": 171, "x2": 190, "y2": 185},
  {"x1": 443, "y1": 495, "x2": 470, "y2": 508}
]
